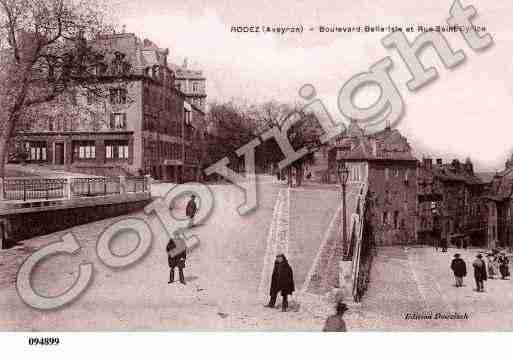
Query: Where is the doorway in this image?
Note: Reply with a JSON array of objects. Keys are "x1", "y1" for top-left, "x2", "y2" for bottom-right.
[{"x1": 54, "y1": 142, "x2": 64, "y2": 165}]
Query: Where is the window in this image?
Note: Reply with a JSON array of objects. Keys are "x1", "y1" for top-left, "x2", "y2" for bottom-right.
[
  {"x1": 87, "y1": 91, "x2": 94, "y2": 105},
  {"x1": 74, "y1": 141, "x2": 96, "y2": 160},
  {"x1": 351, "y1": 166, "x2": 360, "y2": 181},
  {"x1": 96, "y1": 63, "x2": 107, "y2": 76},
  {"x1": 382, "y1": 211, "x2": 388, "y2": 225},
  {"x1": 172, "y1": 144, "x2": 181, "y2": 160},
  {"x1": 112, "y1": 61, "x2": 123, "y2": 75},
  {"x1": 394, "y1": 168, "x2": 400, "y2": 177},
  {"x1": 27, "y1": 142, "x2": 47, "y2": 161},
  {"x1": 175, "y1": 82, "x2": 181, "y2": 91},
  {"x1": 385, "y1": 168, "x2": 389, "y2": 181},
  {"x1": 109, "y1": 88, "x2": 127, "y2": 105},
  {"x1": 385, "y1": 190, "x2": 391, "y2": 203},
  {"x1": 192, "y1": 82, "x2": 199, "y2": 92},
  {"x1": 110, "y1": 113, "x2": 127, "y2": 129},
  {"x1": 105, "y1": 140, "x2": 129, "y2": 160},
  {"x1": 394, "y1": 211, "x2": 399, "y2": 229},
  {"x1": 184, "y1": 109, "x2": 191, "y2": 125}
]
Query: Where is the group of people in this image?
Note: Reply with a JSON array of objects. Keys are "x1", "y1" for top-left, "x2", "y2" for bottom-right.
[
  {"x1": 165, "y1": 195, "x2": 349, "y2": 330},
  {"x1": 435, "y1": 235, "x2": 471, "y2": 253},
  {"x1": 450, "y1": 251, "x2": 510, "y2": 292}
]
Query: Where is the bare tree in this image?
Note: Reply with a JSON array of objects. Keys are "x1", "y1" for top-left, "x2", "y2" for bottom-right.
[
  {"x1": 248, "y1": 100, "x2": 323, "y2": 186},
  {"x1": 0, "y1": 0, "x2": 115, "y2": 176},
  {"x1": 206, "y1": 101, "x2": 257, "y2": 173}
]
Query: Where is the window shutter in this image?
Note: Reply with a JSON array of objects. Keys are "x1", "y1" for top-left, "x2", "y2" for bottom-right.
[
  {"x1": 109, "y1": 89, "x2": 115, "y2": 104},
  {"x1": 121, "y1": 89, "x2": 126, "y2": 104}
]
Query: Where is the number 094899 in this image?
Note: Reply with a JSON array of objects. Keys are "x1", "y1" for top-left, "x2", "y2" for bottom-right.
[{"x1": 28, "y1": 337, "x2": 60, "y2": 345}]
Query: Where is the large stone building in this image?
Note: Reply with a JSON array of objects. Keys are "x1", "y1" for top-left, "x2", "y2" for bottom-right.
[
  {"x1": 481, "y1": 154, "x2": 513, "y2": 249},
  {"x1": 417, "y1": 157, "x2": 486, "y2": 246},
  {"x1": 331, "y1": 121, "x2": 418, "y2": 246},
  {"x1": 169, "y1": 59, "x2": 207, "y2": 113},
  {"x1": 15, "y1": 32, "x2": 207, "y2": 182}
]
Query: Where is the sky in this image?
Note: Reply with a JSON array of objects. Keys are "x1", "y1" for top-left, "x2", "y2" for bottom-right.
[{"x1": 114, "y1": 0, "x2": 513, "y2": 171}]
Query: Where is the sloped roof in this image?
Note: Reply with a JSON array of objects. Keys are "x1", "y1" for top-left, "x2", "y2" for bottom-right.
[
  {"x1": 336, "y1": 122, "x2": 416, "y2": 162},
  {"x1": 485, "y1": 167, "x2": 513, "y2": 201},
  {"x1": 91, "y1": 32, "x2": 169, "y2": 75},
  {"x1": 475, "y1": 172, "x2": 496, "y2": 183},
  {"x1": 168, "y1": 63, "x2": 204, "y2": 79},
  {"x1": 432, "y1": 165, "x2": 482, "y2": 185}
]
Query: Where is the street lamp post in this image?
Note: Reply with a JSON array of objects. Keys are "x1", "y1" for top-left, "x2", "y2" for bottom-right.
[
  {"x1": 337, "y1": 161, "x2": 350, "y2": 260},
  {"x1": 431, "y1": 202, "x2": 439, "y2": 249}
]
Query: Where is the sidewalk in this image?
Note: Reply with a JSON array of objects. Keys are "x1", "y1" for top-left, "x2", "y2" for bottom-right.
[
  {"x1": 349, "y1": 246, "x2": 513, "y2": 331},
  {"x1": 4, "y1": 164, "x2": 99, "y2": 178}
]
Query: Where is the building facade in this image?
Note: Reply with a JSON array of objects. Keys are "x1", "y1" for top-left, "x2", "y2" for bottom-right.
[
  {"x1": 14, "y1": 32, "x2": 207, "y2": 182},
  {"x1": 417, "y1": 157, "x2": 486, "y2": 246},
  {"x1": 331, "y1": 121, "x2": 418, "y2": 246},
  {"x1": 169, "y1": 59, "x2": 207, "y2": 113},
  {"x1": 481, "y1": 155, "x2": 513, "y2": 249}
]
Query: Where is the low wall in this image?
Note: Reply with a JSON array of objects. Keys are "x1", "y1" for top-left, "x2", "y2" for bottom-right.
[{"x1": 0, "y1": 193, "x2": 151, "y2": 249}]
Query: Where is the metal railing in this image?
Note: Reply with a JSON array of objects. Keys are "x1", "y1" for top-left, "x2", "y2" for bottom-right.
[
  {"x1": 70, "y1": 177, "x2": 121, "y2": 197},
  {"x1": 2, "y1": 175, "x2": 152, "y2": 203},
  {"x1": 349, "y1": 182, "x2": 375, "y2": 302},
  {"x1": 2, "y1": 178, "x2": 68, "y2": 201},
  {"x1": 125, "y1": 176, "x2": 148, "y2": 193}
]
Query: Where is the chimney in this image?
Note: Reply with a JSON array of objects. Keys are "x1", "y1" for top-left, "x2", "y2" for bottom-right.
[
  {"x1": 122, "y1": 25, "x2": 126, "y2": 34},
  {"x1": 436, "y1": 158, "x2": 443, "y2": 166},
  {"x1": 452, "y1": 159, "x2": 460, "y2": 171},
  {"x1": 183, "y1": 57, "x2": 188, "y2": 69},
  {"x1": 464, "y1": 158, "x2": 473, "y2": 173}
]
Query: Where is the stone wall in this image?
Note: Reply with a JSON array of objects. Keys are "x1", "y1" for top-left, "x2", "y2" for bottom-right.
[
  {"x1": 367, "y1": 161, "x2": 418, "y2": 245},
  {"x1": 0, "y1": 195, "x2": 151, "y2": 249}
]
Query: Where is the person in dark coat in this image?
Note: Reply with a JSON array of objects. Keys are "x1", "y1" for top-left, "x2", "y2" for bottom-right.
[
  {"x1": 473, "y1": 253, "x2": 487, "y2": 292},
  {"x1": 462, "y1": 235, "x2": 469, "y2": 250},
  {"x1": 323, "y1": 302, "x2": 348, "y2": 332},
  {"x1": 167, "y1": 238, "x2": 186, "y2": 284},
  {"x1": 265, "y1": 254, "x2": 295, "y2": 312},
  {"x1": 450, "y1": 253, "x2": 467, "y2": 287},
  {"x1": 441, "y1": 236, "x2": 448, "y2": 252},
  {"x1": 498, "y1": 253, "x2": 510, "y2": 280},
  {"x1": 186, "y1": 194, "x2": 197, "y2": 220}
]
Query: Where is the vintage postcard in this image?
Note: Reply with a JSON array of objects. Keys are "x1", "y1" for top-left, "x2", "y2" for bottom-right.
[{"x1": 0, "y1": 0, "x2": 512, "y2": 348}]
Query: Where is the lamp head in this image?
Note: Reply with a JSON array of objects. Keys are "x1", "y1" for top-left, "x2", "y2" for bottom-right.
[{"x1": 337, "y1": 162, "x2": 350, "y2": 185}]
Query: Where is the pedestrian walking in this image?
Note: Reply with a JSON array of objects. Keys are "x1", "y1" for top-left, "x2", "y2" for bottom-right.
[
  {"x1": 450, "y1": 253, "x2": 467, "y2": 287},
  {"x1": 167, "y1": 238, "x2": 187, "y2": 285},
  {"x1": 473, "y1": 253, "x2": 487, "y2": 292},
  {"x1": 441, "y1": 236, "x2": 448, "y2": 252},
  {"x1": 498, "y1": 252, "x2": 510, "y2": 280},
  {"x1": 186, "y1": 194, "x2": 198, "y2": 220},
  {"x1": 463, "y1": 235, "x2": 469, "y2": 250},
  {"x1": 323, "y1": 302, "x2": 348, "y2": 332},
  {"x1": 265, "y1": 254, "x2": 295, "y2": 312},
  {"x1": 487, "y1": 254, "x2": 496, "y2": 279}
]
